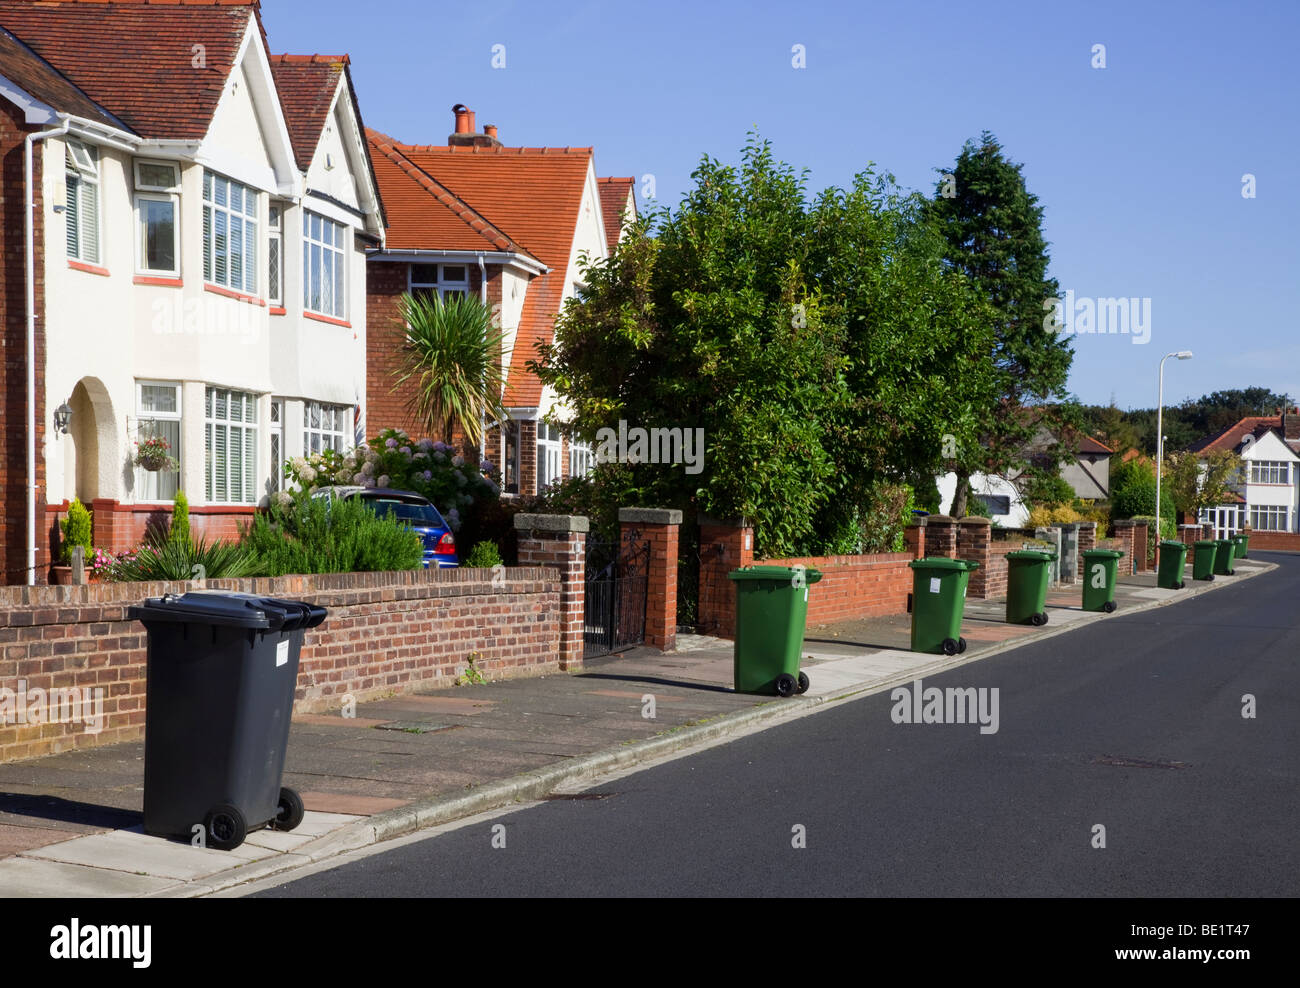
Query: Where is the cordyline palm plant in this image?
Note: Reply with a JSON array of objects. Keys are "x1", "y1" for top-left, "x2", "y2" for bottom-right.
[{"x1": 393, "y1": 292, "x2": 507, "y2": 449}]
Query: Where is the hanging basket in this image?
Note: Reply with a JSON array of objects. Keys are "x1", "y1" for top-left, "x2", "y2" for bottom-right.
[{"x1": 137, "y1": 453, "x2": 177, "y2": 473}]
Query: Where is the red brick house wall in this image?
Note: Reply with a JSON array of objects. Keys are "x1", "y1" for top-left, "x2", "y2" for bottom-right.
[{"x1": 1, "y1": 101, "x2": 47, "y2": 585}]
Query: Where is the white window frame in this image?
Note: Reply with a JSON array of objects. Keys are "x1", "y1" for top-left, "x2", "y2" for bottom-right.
[
  {"x1": 537, "y1": 421, "x2": 562, "y2": 490},
  {"x1": 267, "y1": 204, "x2": 284, "y2": 307},
  {"x1": 202, "y1": 170, "x2": 259, "y2": 295},
  {"x1": 65, "y1": 140, "x2": 100, "y2": 264},
  {"x1": 205, "y1": 386, "x2": 259, "y2": 505},
  {"x1": 1249, "y1": 460, "x2": 1290, "y2": 485},
  {"x1": 134, "y1": 381, "x2": 182, "y2": 503},
  {"x1": 303, "y1": 210, "x2": 347, "y2": 319},
  {"x1": 133, "y1": 159, "x2": 180, "y2": 193},
  {"x1": 409, "y1": 263, "x2": 470, "y2": 302},
  {"x1": 304, "y1": 400, "x2": 351, "y2": 455},
  {"x1": 269, "y1": 398, "x2": 285, "y2": 494},
  {"x1": 1250, "y1": 505, "x2": 1288, "y2": 532},
  {"x1": 134, "y1": 192, "x2": 179, "y2": 277},
  {"x1": 568, "y1": 437, "x2": 594, "y2": 479}
]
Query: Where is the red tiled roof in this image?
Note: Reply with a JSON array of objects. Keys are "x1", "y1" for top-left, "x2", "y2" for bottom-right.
[
  {"x1": 0, "y1": 27, "x2": 124, "y2": 130},
  {"x1": 0, "y1": 0, "x2": 255, "y2": 139},
  {"x1": 1188, "y1": 415, "x2": 1286, "y2": 456},
  {"x1": 367, "y1": 132, "x2": 593, "y2": 407},
  {"x1": 270, "y1": 53, "x2": 345, "y2": 172},
  {"x1": 596, "y1": 176, "x2": 634, "y2": 255},
  {"x1": 1079, "y1": 434, "x2": 1113, "y2": 455}
]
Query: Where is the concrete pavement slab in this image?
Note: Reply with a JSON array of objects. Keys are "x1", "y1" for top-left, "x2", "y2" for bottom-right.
[{"x1": 0, "y1": 855, "x2": 178, "y2": 897}]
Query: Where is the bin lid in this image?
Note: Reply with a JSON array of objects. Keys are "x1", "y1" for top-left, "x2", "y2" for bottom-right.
[
  {"x1": 1159, "y1": 540, "x2": 1187, "y2": 549},
  {"x1": 1081, "y1": 549, "x2": 1125, "y2": 559},
  {"x1": 1194, "y1": 539, "x2": 1220, "y2": 547},
  {"x1": 727, "y1": 565, "x2": 823, "y2": 585},
  {"x1": 908, "y1": 557, "x2": 979, "y2": 571},
  {"x1": 126, "y1": 591, "x2": 328, "y2": 631},
  {"x1": 1005, "y1": 550, "x2": 1057, "y2": 561}
]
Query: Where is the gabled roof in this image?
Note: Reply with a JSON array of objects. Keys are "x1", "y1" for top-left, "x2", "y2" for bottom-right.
[
  {"x1": 0, "y1": 0, "x2": 256, "y2": 140},
  {"x1": 1188, "y1": 414, "x2": 1294, "y2": 456},
  {"x1": 270, "y1": 54, "x2": 347, "y2": 172},
  {"x1": 365, "y1": 129, "x2": 535, "y2": 257},
  {"x1": 366, "y1": 133, "x2": 595, "y2": 407},
  {"x1": 596, "y1": 176, "x2": 635, "y2": 255}
]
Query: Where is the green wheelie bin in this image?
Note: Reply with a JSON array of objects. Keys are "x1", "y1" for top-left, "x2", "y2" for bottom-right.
[
  {"x1": 908, "y1": 557, "x2": 978, "y2": 655},
  {"x1": 1233, "y1": 532, "x2": 1250, "y2": 559},
  {"x1": 1193, "y1": 539, "x2": 1218, "y2": 581},
  {"x1": 728, "y1": 565, "x2": 822, "y2": 697},
  {"x1": 1213, "y1": 538, "x2": 1236, "y2": 576},
  {"x1": 1156, "y1": 540, "x2": 1188, "y2": 590},
  {"x1": 1005, "y1": 550, "x2": 1057, "y2": 625},
  {"x1": 1081, "y1": 548, "x2": 1124, "y2": 612}
]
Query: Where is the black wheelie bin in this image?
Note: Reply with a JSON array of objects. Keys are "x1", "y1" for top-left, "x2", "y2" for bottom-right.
[{"x1": 128, "y1": 591, "x2": 327, "y2": 850}]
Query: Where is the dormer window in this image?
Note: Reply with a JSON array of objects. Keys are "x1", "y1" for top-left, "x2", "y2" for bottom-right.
[{"x1": 64, "y1": 140, "x2": 100, "y2": 264}]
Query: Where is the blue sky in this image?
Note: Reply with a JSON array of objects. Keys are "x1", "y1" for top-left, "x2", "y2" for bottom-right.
[{"x1": 263, "y1": 0, "x2": 1300, "y2": 413}]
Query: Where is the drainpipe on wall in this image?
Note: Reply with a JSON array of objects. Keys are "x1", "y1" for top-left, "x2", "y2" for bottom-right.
[{"x1": 25, "y1": 115, "x2": 71, "y2": 585}]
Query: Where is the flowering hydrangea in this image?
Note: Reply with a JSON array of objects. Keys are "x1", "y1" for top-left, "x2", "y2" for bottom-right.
[{"x1": 280, "y1": 427, "x2": 499, "y2": 535}]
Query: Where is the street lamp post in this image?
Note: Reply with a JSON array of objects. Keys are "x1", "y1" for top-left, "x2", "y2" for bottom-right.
[{"x1": 1156, "y1": 350, "x2": 1194, "y2": 553}]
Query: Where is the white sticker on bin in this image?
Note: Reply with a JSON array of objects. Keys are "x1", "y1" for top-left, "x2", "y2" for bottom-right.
[
  {"x1": 276, "y1": 639, "x2": 289, "y2": 667},
  {"x1": 929, "y1": 577, "x2": 941, "y2": 594}
]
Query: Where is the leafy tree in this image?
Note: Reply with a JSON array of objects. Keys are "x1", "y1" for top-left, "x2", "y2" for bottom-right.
[
  {"x1": 1163, "y1": 449, "x2": 1241, "y2": 515},
  {"x1": 1110, "y1": 461, "x2": 1175, "y2": 523},
  {"x1": 532, "y1": 136, "x2": 996, "y2": 557},
  {"x1": 393, "y1": 293, "x2": 507, "y2": 450},
  {"x1": 925, "y1": 132, "x2": 1072, "y2": 516}
]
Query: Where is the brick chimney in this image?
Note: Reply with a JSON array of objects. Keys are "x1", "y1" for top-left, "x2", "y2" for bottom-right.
[{"x1": 448, "y1": 104, "x2": 502, "y2": 148}]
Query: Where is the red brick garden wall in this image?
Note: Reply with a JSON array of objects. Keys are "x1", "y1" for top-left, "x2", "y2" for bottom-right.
[
  {"x1": 763, "y1": 552, "x2": 913, "y2": 626},
  {"x1": 0, "y1": 568, "x2": 561, "y2": 764},
  {"x1": 1246, "y1": 532, "x2": 1300, "y2": 551}
]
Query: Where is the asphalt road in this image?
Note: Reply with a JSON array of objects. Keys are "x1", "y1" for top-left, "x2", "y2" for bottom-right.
[{"x1": 257, "y1": 553, "x2": 1300, "y2": 897}]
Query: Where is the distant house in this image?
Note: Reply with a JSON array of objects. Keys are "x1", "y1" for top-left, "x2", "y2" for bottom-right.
[
  {"x1": 1187, "y1": 407, "x2": 1300, "y2": 537},
  {"x1": 0, "y1": 0, "x2": 382, "y2": 584},
  {"x1": 364, "y1": 107, "x2": 636, "y2": 495},
  {"x1": 937, "y1": 427, "x2": 1113, "y2": 525}
]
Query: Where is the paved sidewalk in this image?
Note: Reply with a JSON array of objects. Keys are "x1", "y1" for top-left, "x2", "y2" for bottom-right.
[{"x1": 0, "y1": 555, "x2": 1274, "y2": 897}]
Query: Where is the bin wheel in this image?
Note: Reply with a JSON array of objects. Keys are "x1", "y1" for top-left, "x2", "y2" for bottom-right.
[
  {"x1": 271, "y1": 787, "x2": 305, "y2": 832},
  {"x1": 1207, "y1": 574, "x2": 1215, "y2": 581},
  {"x1": 1176, "y1": 581, "x2": 1185, "y2": 590},
  {"x1": 942, "y1": 638, "x2": 959, "y2": 656},
  {"x1": 1103, "y1": 601, "x2": 1117, "y2": 613},
  {"x1": 1030, "y1": 612, "x2": 1046, "y2": 627},
  {"x1": 775, "y1": 674, "x2": 797, "y2": 698},
  {"x1": 205, "y1": 804, "x2": 247, "y2": 851},
  {"x1": 796, "y1": 671, "x2": 810, "y2": 694},
  {"x1": 957, "y1": 637, "x2": 968, "y2": 654}
]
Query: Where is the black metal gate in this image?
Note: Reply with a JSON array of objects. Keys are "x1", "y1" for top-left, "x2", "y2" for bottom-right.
[{"x1": 584, "y1": 529, "x2": 649, "y2": 658}]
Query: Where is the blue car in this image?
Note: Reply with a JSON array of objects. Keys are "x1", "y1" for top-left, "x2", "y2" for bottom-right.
[{"x1": 313, "y1": 486, "x2": 458, "y2": 569}]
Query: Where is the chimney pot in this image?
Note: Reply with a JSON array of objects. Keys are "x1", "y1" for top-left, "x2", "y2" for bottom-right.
[
  {"x1": 485, "y1": 124, "x2": 498, "y2": 139},
  {"x1": 452, "y1": 103, "x2": 472, "y2": 135}
]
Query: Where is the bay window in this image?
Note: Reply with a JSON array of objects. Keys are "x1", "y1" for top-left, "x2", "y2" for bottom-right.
[
  {"x1": 205, "y1": 387, "x2": 259, "y2": 504},
  {"x1": 304, "y1": 211, "x2": 347, "y2": 318},
  {"x1": 203, "y1": 170, "x2": 259, "y2": 294}
]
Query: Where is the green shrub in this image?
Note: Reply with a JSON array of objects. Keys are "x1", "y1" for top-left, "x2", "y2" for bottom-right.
[
  {"x1": 170, "y1": 490, "x2": 190, "y2": 545},
  {"x1": 60, "y1": 498, "x2": 93, "y2": 564},
  {"x1": 242, "y1": 490, "x2": 423, "y2": 576},
  {"x1": 111, "y1": 533, "x2": 258, "y2": 582},
  {"x1": 1111, "y1": 472, "x2": 1175, "y2": 523},
  {"x1": 463, "y1": 541, "x2": 503, "y2": 569},
  {"x1": 1022, "y1": 472, "x2": 1076, "y2": 509}
]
